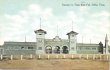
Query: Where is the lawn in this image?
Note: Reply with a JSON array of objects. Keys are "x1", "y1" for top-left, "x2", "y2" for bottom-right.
[{"x1": 0, "y1": 59, "x2": 108, "y2": 70}]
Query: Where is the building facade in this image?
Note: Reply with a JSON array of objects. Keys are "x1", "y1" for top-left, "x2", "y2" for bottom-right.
[{"x1": 1, "y1": 28, "x2": 109, "y2": 55}]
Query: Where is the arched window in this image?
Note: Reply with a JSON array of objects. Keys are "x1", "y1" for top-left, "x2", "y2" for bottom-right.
[
  {"x1": 54, "y1": 46, "x2": 60, "y2": 54},
  {"x1": 62, "y1": 46, "x2": 69, "y2": 54},
  {"x1": 45, "y1": 46, "x2": 52, "y2": 54}
]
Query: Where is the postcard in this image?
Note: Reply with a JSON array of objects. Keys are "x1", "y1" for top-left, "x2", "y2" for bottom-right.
[{"x1": 0, "y1": 0, "x2": 110, "y2": 70}]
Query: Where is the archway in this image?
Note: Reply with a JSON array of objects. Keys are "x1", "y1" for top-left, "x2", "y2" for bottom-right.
[
  {"x1": 62, "y1": 46, "x2": 68, "y2": 54},
  {"x1": 54, "y1": 46, "x2": 60, "y2": 54},
  {"x1": 45, "y1": 46, "x2": 52, "y2": 54}
]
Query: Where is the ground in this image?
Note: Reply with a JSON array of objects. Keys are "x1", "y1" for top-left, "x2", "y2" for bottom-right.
[{"x1": 0, "y1": 59, "x2": 108, "y2": 70}]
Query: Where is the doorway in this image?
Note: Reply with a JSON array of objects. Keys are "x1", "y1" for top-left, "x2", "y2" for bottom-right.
[
  {"x1": 54, "y1": 46, "x2": 60, "y2": 54},
  {"x1": 62, "y1": 46, "x2": 68, "y2": 54},
  {"x1": 45, "y1": 46, "x2": 52, "y2": 54}
]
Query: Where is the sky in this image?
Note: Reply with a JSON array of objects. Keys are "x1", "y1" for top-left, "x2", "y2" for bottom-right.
[{"x1": 0, "y1": 0, "x2": 110, "y2": 45}]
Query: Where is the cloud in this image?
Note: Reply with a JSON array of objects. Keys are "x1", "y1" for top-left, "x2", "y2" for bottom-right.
[
  {"x1": 0, "y1": 4, "x2": 54, "y2": 45},
  {"x1": 91, "y1": 11, "x2": 110, "y2": 17},
  {"x1": 0, "y1": 3, "x2": 110, "y2": 46},
  {"x1": 80, "y1": 11, "x2": 110, "y2": 44},
  {"x1": 28, "y1": 4, "x2": 53, "y2": 20},
  {"x1": 28, "y1": 4, "x2": 42, "y2": 16}
]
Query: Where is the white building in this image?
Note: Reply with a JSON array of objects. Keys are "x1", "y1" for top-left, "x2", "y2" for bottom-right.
[{"x1": 1, "y1": 27, "x2": 109, "y2": 55}]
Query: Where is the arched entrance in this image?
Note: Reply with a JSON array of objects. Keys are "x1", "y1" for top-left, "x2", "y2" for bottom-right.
[
  {"x1": 62, "y1": 46, "x2": 68, "y2": 54},
  {"x1": 54, "y1": 46, "x2": 60, "y2": 54},
  {"x1": 45, "y1": 46, "x2": 52, "y2": 54}
]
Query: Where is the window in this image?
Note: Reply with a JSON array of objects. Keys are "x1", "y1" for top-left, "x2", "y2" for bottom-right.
[
  {"x1": 92, "y1": 48, "x2": 96, "y2": 50},
  {"x1": 85, "y1": 47, "x2": 91, "y2": 50},
  {"x1": 21, "y1": 47, "x2": 24, "y2": 49},
  {"x1": 28, "y1": 47, "x2": 34, "y2": 49},
  {"x1": 38, "y1": 47, "x2": 42, "y2": 50},
  {"x1": 71, "y1": 41, "x2": 74, "y2": 43},
  {"x1": 79, "y1": 47, "x2": 82, "y2": 50},
  {"x1": 72, "y1": 34, "x2": 74, "y2": 37},
  {"x1": 39, "y1": 33, "x2": 42, "y2": 35},
  {"x1": 71, "y1": 47, "x2": 74, "y2": 50},
  {"x1": 38, "y1": 40, "x2": 42, "y2": 42}
]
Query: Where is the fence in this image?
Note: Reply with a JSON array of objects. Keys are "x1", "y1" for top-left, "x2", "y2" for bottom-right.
[{"x1": 0, "y1": 54, "x2": 110, "y2": 61}]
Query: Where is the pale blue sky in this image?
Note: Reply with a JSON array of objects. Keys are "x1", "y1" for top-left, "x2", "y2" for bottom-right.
[{"x1": 0, "y1": 0, "x2": 110, "y2": 45}]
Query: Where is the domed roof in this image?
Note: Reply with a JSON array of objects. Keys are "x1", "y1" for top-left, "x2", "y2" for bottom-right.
[{"x1": 34, "y1": 29, "x2": 47, "y2": 34}]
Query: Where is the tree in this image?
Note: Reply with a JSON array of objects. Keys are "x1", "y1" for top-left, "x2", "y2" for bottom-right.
[{"x1": 99, "y1": 41, "x2": 103, "y2": 54}]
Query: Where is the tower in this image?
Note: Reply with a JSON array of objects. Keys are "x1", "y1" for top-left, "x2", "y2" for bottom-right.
[
  {"x1": 67, "y1": 31, "x2": 78, "y2": 54},
  {"x1": 34, "y1": 29, "x2": 47, "y2": 54},
  {"x1": 105, "y1": 34, "x2": 109, "y2": 54},
  {"x1": 34, "y1": 18, "x2": 47, "y2": 54}
]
